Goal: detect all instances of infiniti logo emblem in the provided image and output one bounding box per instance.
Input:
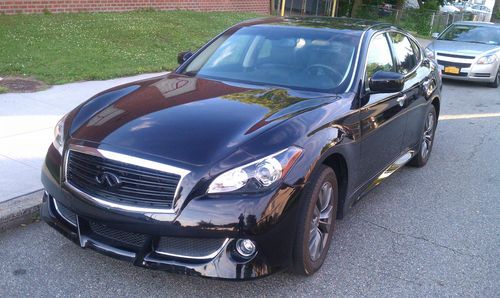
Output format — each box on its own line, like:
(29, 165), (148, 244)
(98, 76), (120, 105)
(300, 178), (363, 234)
(95, 171), (122, 189)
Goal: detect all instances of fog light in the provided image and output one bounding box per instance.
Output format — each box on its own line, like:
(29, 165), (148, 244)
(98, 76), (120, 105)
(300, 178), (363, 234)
(235, 239), (256, 257)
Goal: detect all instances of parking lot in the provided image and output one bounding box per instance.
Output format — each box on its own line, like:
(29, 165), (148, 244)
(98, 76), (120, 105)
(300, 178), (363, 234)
(0, 80), (499, 297)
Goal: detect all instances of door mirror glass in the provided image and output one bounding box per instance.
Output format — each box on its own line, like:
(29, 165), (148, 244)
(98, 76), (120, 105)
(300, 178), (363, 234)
(369, 71), (405, 93)
(431, 32), (439, 39)
(177, 51), (193, 64)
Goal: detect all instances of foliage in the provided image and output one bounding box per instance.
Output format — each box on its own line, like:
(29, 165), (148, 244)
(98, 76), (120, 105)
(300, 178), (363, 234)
(399, 9), (434, 36)
(0, 10), (260, 84)
(420, 0), (441, 11)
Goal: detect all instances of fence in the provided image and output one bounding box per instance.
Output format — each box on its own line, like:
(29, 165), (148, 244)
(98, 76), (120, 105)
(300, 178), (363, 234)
(356, 5), (492, 36)
(270, 2), (493, 37)
(429, 11), (492, 34)
(272, 0), (337, 16)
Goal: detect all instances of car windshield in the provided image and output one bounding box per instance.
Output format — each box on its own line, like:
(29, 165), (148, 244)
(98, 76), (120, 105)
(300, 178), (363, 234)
(438, 25), (500, 45)
(180, 25), (361, 92)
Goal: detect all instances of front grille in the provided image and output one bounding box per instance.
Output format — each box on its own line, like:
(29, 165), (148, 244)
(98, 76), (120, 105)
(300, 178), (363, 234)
(88, 221), (147, 248)
(156, 237), (227, 258)
(66, 150), (181, 209)
(437, 52), (475, 59)
(437, 60), (471, 69)
(54, 199), (77, 226)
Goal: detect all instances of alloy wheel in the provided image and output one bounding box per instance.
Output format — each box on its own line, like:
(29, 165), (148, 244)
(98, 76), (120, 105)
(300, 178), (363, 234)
(308, 181), (334, 261)
(421, 112), (435, 159)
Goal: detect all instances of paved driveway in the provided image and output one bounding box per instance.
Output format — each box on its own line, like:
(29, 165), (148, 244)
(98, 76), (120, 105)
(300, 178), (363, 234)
(0, 80), (499, 296)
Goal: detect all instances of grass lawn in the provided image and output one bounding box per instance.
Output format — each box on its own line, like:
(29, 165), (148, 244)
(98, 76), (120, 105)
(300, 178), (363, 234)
(0, 10), (261, 85)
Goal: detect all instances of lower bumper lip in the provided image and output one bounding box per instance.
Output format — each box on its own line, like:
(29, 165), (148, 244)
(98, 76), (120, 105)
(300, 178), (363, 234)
(42, 192), (275, 279)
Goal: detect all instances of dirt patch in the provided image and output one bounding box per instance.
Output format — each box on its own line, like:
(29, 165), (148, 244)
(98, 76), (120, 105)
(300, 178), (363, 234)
(0, 77), (49, 93)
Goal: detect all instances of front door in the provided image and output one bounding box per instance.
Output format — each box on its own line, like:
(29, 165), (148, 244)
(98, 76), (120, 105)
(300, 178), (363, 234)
(358, 33), (408, 185)
(387, 32), (433, 151)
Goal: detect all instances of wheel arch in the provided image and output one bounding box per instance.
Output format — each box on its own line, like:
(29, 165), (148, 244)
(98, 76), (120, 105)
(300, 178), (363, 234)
(322, 153), (348, 220)
(431, 96), (440, 119)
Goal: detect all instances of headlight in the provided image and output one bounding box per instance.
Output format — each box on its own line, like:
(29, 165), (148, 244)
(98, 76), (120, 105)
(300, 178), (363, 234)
(424, 48), (435, 59)
(477, 54), (498, 65)
(53, 115), (67, 154)
(207, 146), (303, 194)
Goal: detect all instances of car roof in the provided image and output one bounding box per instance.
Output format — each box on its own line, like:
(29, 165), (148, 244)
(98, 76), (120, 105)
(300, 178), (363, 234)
(452, 21), (500, 27)
(236, 17), (393, 34)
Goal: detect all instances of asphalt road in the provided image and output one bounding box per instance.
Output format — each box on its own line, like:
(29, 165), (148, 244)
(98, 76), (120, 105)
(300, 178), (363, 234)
(1, 80), (499, 297)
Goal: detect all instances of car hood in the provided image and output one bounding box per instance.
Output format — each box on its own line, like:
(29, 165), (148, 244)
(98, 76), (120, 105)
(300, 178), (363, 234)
(69, 74), (334, 167)
(429, 40), (499, 57)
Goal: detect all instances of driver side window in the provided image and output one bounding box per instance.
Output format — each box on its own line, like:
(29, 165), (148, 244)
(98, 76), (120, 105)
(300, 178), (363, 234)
(365, 34), (394, 82)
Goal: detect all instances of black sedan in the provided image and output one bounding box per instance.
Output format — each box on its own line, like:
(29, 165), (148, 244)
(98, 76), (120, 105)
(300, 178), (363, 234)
(41, 17), (442, 280)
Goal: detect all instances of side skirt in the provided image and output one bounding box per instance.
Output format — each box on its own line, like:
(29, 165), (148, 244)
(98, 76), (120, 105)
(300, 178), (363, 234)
(351, 149), (416, 206)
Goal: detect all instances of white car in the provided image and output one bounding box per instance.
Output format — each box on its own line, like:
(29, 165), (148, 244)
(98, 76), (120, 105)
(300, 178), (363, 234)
(440, 5), (460, 13)
(465, 4), (491, 14)
(426, 22), (500, 88)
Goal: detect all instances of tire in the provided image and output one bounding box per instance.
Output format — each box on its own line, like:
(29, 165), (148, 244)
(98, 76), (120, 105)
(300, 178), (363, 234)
(488, 68), (499, 88)
(292, 165), (338, 275)
(408, 104), (437, 167)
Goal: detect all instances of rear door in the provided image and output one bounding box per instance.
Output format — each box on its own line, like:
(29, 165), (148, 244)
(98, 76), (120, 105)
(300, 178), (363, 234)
(388, 32), (432, 151)
(358, 33), (408, 185)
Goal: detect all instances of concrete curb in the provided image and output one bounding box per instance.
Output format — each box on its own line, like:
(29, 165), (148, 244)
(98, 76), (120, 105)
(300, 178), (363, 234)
(0, 190), (43, 232)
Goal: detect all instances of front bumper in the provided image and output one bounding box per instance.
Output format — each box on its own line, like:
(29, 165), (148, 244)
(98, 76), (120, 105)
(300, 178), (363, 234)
(41, 145), (303, 280)
(437, 60), (499, 83)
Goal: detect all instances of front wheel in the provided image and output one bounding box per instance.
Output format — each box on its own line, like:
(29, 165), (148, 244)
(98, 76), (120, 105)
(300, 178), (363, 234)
(408, 104), (437, 167)
(292, 165), (338, 275)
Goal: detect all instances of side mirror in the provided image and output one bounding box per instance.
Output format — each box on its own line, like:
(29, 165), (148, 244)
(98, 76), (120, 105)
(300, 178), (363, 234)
(177, 51), (193, 65)
(369, 71), (405, 93)
(431, 32), (439, 39)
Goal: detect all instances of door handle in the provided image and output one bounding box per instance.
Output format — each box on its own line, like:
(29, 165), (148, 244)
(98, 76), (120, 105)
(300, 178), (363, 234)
(396, 94), (407, 107)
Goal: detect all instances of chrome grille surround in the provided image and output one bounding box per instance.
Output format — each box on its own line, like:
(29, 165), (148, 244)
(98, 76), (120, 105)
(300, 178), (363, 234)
(436, 52), (475, 60)
(63, 144), (190, 214)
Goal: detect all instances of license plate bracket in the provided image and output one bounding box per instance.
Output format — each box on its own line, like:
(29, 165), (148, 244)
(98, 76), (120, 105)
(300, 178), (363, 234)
(444, 66), (460, 74)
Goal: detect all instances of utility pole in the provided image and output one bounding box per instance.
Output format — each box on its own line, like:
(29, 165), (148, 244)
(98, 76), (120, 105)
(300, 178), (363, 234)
(281, 0), (287, 16)
(331, 0), (338, 16)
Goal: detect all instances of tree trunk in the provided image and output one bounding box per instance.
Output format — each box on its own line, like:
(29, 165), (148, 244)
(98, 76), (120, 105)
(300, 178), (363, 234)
(493, 0), (499, 22)
(351, 0), (363, 17)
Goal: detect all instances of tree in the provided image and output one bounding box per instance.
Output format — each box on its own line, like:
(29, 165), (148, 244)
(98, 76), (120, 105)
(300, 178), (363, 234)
(351, 0), (363, 17)
(417, 0), (446, 10)
(493, 0), (499, 22)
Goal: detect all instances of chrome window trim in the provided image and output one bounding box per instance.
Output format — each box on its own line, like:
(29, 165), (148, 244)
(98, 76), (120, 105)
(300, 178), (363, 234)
(63, 144), (190, 214)
(154, 238), (230, 260)
(53, 198), (77, 227)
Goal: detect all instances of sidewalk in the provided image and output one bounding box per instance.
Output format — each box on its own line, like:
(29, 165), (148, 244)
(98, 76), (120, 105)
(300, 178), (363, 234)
(0, 72), (166, 203)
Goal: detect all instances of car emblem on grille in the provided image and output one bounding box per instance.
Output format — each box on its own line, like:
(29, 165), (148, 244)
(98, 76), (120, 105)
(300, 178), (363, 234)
(95, 171), (122, 189)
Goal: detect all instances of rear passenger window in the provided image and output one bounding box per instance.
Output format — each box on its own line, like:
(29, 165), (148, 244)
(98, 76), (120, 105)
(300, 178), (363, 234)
(365, 34), (394, 81)
(389, 32), (418, 75)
